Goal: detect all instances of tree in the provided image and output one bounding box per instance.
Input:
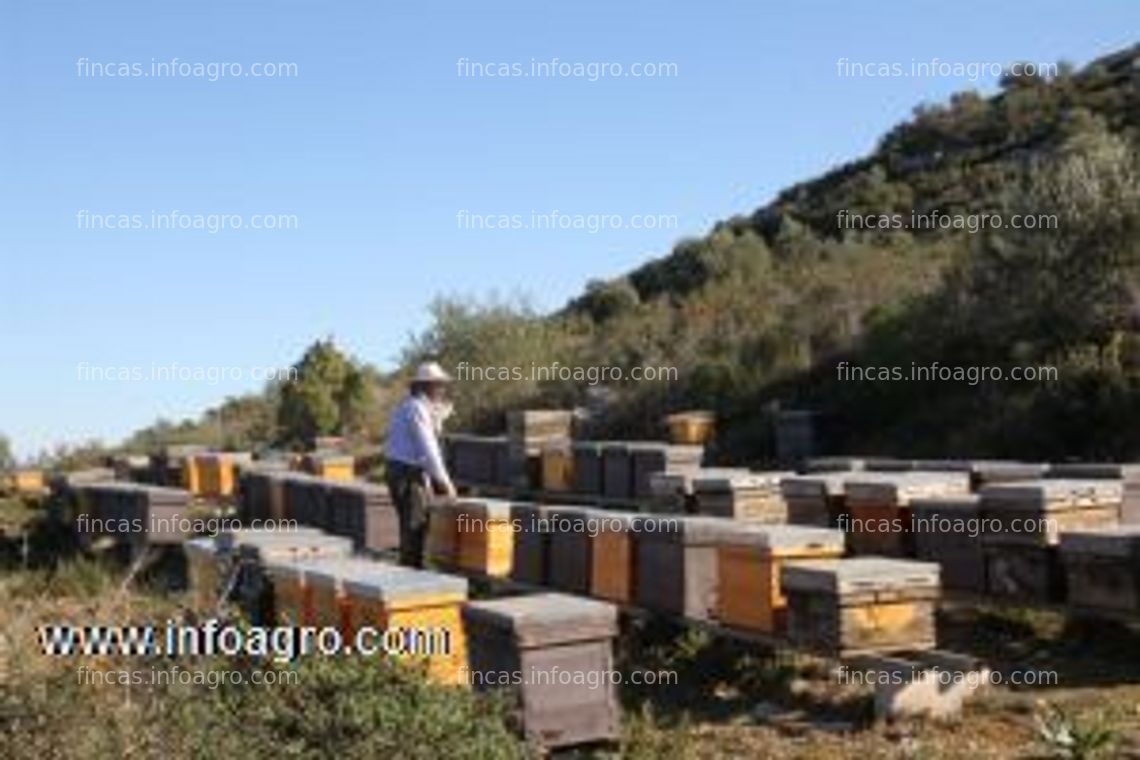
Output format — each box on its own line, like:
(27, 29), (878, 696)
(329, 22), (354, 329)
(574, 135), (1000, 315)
(0, 433), (14, 471)
(277, 339), (371, 448)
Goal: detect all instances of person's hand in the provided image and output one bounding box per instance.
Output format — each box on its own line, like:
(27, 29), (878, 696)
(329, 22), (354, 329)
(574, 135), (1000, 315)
(441, 480), (458, 501)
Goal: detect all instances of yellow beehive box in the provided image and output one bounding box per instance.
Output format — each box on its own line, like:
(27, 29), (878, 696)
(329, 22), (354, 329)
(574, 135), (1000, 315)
(426, 501), (462, 569)
(346, 568), (469, 686)
(540, 441), (574, 492)
(182, 456), (204, 495)
(713, 524), (846, 635)
(455, 498), (515, 577)
(305, 453), (355, 482)
(665, 411), (715, 445)
(590, 513), (641, 604)
(304, 558), (397, 635)
(13, 468), (46, 496)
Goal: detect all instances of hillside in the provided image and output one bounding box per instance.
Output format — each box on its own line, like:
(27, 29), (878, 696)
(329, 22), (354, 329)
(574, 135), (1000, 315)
(45, 44), (1140, 467)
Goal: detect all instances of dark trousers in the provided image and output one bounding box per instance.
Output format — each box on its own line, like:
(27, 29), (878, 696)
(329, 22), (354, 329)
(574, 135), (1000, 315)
(386, 460), (430, 568)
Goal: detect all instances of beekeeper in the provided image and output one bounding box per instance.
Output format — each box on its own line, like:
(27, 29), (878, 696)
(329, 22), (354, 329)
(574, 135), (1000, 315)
(385, 361), (457, 567)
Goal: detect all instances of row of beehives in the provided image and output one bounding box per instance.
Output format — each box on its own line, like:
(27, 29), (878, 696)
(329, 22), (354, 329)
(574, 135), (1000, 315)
(55, 481), (194, 548)
(445, 433), (705, 500)
(425, 498), (940, 657)
(184, 527), (623, 751)
(238, 468), (399, 554)
(776, 468), (1140, 613)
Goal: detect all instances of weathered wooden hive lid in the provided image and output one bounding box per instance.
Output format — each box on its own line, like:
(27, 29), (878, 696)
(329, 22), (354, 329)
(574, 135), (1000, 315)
(801, 456), (867, 473)
(456, 497), (514, 520)
(634, 515), (732, 545)
(780, 472), (853, 498)
(968, 461), (1049, 477)
(343, 567), (468, 602)
(1059, 525), (1140, 557)
(462, 592), (617, 646)
(1047, 463), (1140, 480)
(216, 525), (323, 552)
(306, 557), (411, 589)
(782, 557), (941, 595)
(909, 494), (982, 514)
(692, 469), (789, 493)
(702, 522), (845, 551)
(864, 458), (918, 472)
(980, 479), (1123, 510)
(845, 472), (971, 504)
(183, 536), (218, 557)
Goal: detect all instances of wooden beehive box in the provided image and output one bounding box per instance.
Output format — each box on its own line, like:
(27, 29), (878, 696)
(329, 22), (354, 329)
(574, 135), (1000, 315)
(692, 470), (790, 523)
(1059, 526), (1140, 614)
(783, 557), (941, 657)
(327, 482), (399, 552)
(284, 473), (331, 530)
(780, 473), (851, 527)
(589, 512), (641, 604)
(601, 443), (633, 500)
(646, 471), (694, 514)
(236, 533), (354, 624)
(844, 473), (971, 557)
(711, 523), (845, 634)
(13, 468), (46, 496)
(801, 457), (866, 473)
(962, 461), (1048, 490)
(546, 506), (601, 595)
(462, 593), (620, 749)
(346, 566), (469, 685)
(304, 453), (356, 482)
(864, 458), (918, 472)
(540, 439), (574, 492)
(909, 495), (986, 593)
(426, 500), (463, 570)
(455, 498), (515, 577)
(510, 502), (552, 586)
(447, 434), (508, 487)
(980, 479), (1122, 546)
(629, 443), (704, 500)
(264, 553), (368, 627)
(507, 410), (574, 491)
(982, 542), (1065, 603)
(572, 441), (606, 495)
(634, 515), (720, 619)
(664, 411), (715, 445)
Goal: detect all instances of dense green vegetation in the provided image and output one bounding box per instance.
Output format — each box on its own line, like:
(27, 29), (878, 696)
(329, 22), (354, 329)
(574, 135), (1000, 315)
(18, 45), (1140, 467)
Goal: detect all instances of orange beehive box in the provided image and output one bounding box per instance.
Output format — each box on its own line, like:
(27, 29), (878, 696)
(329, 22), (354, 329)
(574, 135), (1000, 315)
(711, 524), (846, 634)
(589, 512), (641, 604)
(232, 531), (353, 624)
(182, 457), (204, 495)
(304, 558), (400, 635)
(346, 568), (469, 686)
(541, 441), (574, 492)
(844, 472), (970, 556)
(665, 411), (715, 445)
(455, 498), (514, 577)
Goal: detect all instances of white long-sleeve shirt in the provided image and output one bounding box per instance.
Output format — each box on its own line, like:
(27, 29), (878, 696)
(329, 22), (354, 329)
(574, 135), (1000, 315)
(385, 394), (453, 490)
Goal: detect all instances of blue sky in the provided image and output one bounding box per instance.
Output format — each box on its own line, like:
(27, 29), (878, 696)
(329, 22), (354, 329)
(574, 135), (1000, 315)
(1, 1), (1136, 459)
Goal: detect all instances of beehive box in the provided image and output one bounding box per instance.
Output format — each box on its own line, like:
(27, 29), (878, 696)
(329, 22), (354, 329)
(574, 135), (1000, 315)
(780, 473), (851, 528)
(510, 502), (552, 586)
(304, 453), (355, 482)
(1059, 527), (1140, 613)
(646, 470), (694, 514)
(305, 558), (393, 635)
(910, 496), (986, 593)
(635, 515), (720, 619)
(77, 483), (193, 547)
(692, 470), (789, 523)
(327, 482), (399, 552)
(589, 512), (642, 604)
(546, 506), (600, 595)
(447, 434), (509, 487)
(572, 441), (606, 495)
(664, 411), (715, 445)
(426, 500), (463, 570)
(629, 443), (704, 500)
(980, 479), (1122, 546)
(229, 531), (353, 621)
(12, 468), (46, 496)
(181, 456), (204, 496)
(844, 473), (971, 557)
(711, 524), (845, 634)
(196, 453), (243, 499)
(462, 593), (620, 749)
(507, 411), (574, 491)
(540, 440), (574, 492)
(864, 458), (918, 472)
(284, 473), (332, 530)
(1125, 475), (1140, 525)
(264, 553), (370, 627)
(983, 541), (1065, 603)
(347, 567), (469, 685)
(601, 443), (633, 500)
(1046, 463), (1140, 480)
(455, 498), (515, 577)
(783, 558), (941, 656)
(966, 461), (1049, 490)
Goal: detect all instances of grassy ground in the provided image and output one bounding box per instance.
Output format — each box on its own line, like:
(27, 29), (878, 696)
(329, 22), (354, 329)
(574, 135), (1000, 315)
(2, 496), (1139, 759)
